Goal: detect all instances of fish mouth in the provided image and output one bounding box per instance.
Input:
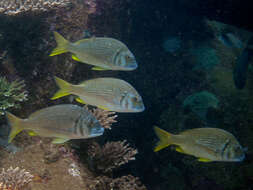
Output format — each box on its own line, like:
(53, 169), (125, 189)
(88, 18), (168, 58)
(90, 126), (104, 137)
(133, 104), (145, 112)
(233, 154), (245, 162)
(126, 62), (138, 70)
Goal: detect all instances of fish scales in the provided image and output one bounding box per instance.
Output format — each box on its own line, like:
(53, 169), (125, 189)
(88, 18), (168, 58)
(154, 126), (245, 162)
(52, 77), (145, 112)
(6, 104), (104, 143)
(75, 40), (117, 63)
(50, 32), (138, 71)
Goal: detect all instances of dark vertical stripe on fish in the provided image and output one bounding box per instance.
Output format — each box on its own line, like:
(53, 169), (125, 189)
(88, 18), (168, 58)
(221, 139), (231, 159)
(73, 115), (80, 135)
(113, 48), (123, 66)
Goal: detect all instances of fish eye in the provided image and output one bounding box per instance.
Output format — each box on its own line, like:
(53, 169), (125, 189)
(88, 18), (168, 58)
(125, 55), (131, 59)
(131, 97), (138, 102)
(234, 146), (242, 153)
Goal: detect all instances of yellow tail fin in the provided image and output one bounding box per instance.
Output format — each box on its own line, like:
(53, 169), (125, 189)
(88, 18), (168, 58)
(51, 76), (72, 100)
(5, 112), (24, 143)
(153, 126), (173, 152)
(49, 32), (70, 56)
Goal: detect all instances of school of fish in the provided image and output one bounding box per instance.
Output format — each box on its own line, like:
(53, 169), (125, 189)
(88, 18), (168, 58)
(5, 31), (246, 164)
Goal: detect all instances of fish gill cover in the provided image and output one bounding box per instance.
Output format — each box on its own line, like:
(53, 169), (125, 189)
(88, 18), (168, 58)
(0, 0), (253, 190)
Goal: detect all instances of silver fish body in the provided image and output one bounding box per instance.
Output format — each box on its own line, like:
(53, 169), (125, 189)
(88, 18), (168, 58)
(154, 127), (245, 162)
(6, 104), (104, 143)
(52, 77), (145, 113)
(50, 32), (138, 71)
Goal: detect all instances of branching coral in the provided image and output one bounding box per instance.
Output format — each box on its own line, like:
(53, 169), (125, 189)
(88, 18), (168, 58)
(87, 106), (117, 129)
(0, 166), (33, 190)
(0, 77), (28, 115)
(0, 0), (70, 15)
(87, 140), (138, 173)
(89, 175), (147, 190)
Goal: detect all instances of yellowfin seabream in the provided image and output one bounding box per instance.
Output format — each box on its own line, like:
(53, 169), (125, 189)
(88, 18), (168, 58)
(51, 76), (145, 113)
(154, 126), (245, 162)
(6, 104), (104, 144)
(49, 32), (138, 71)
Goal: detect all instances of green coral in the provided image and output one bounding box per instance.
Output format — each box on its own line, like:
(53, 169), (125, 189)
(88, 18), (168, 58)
(0, 77), (28, 115)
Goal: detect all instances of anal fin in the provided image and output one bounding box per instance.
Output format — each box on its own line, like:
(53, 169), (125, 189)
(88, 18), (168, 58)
(52, 138), (69, 144)
(92, 66), (108, 71)
(28, 131), (37, 136)
(72, 54), (81, 62)
(97, 105), (110, 111)
(75, 97), (86, 104)
(198, 157), (212, 162)
(175, 146), (185, 153)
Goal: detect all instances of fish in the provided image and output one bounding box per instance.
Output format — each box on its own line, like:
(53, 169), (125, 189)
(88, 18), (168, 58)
(218, 33), (243, 49)
(233, 36), (253, 89)
(5, 104), (104, 144)
(49, 31), (138, 71)
(154, 126), (245, 162)
(51, 76), (145, 113)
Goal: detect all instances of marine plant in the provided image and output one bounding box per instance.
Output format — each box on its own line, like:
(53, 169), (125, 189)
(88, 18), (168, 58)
(0, 166), (33, 190)
(87, 140), (138, 173)
(0, 77), (28, 115)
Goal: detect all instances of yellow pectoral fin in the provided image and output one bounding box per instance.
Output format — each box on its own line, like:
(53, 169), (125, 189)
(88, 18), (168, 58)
(198, 158), (213, 162)
(91, 66), (109, 71)
(72, 54), (81, 62)
(175, 146), (185, 153)
(52, 138), (69, 144)
(75, 97), (86, 104)
(28, 131), (37, 136)
(97, 105), (111, 111)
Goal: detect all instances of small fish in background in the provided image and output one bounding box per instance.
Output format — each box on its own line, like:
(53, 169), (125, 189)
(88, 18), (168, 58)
(5, 104), (104, 144)
(153, 126), (245, 162)
(217, 33), (243, 49)
(51, 76), (145, 113)
(49, 31), (138, 71)
(233, 36), (253, 89)
(162, 36), (181, 53)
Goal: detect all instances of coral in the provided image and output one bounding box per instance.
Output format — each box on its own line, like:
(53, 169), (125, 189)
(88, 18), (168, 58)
(0, 166), (33, 190)
(183, 91), (219, 120)
(0, 0), (70, 15)
(89, 175), (147, 190)
(87, 140), (138, 173)
(0, 77), (28, 115)
(87, 106), (117, 129)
